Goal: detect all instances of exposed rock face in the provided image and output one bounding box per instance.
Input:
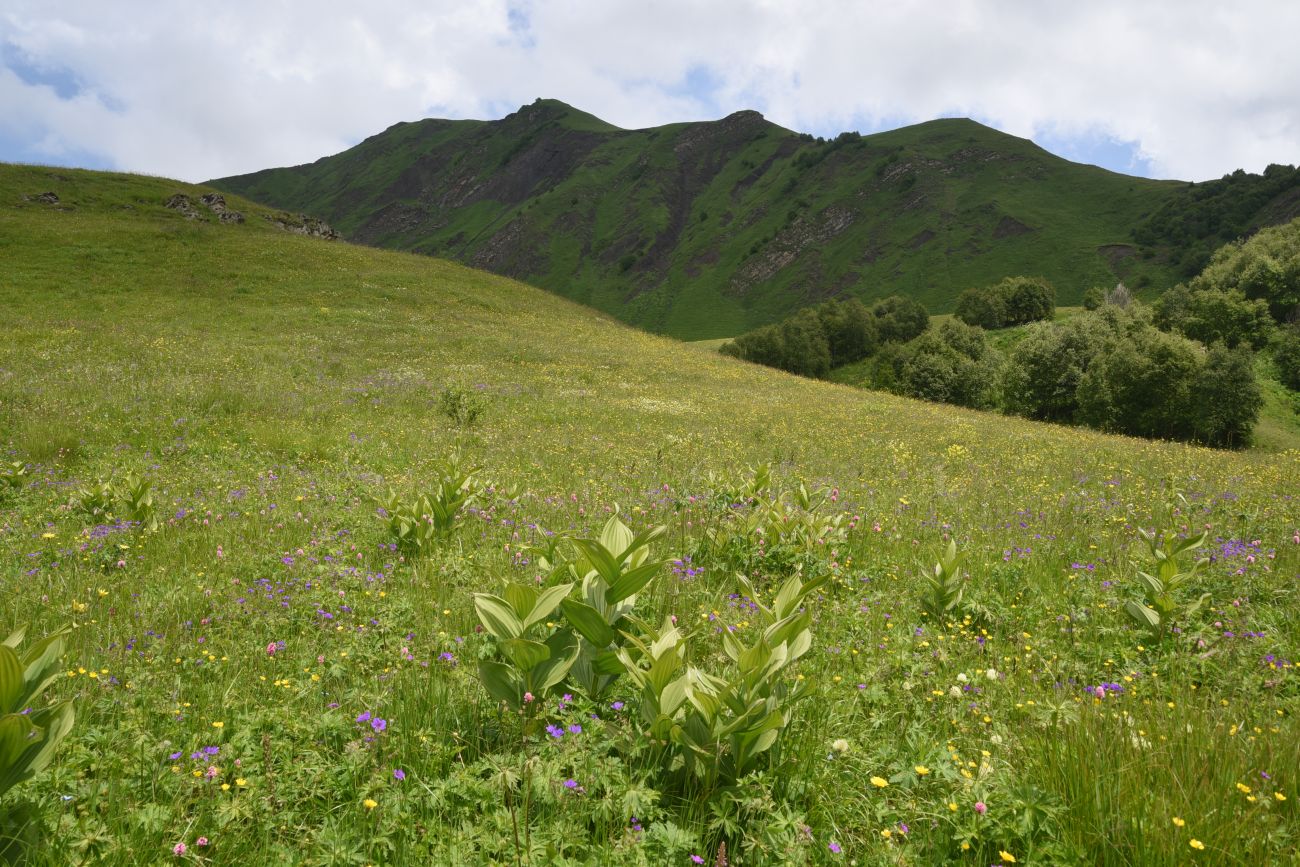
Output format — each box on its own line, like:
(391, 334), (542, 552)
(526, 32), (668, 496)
(29, 191), (59, 204)
(199, 193), (245, 224)
(164, 193), (202, 219)
(263, 212), (339, 240)
(165, 192), (245, 223)
(165, 192), (334, 238)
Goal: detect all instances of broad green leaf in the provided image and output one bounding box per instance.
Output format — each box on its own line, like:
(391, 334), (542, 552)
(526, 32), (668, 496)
(531, 632), (579, 692)
(592, 649), (625, 677)
(0, 713), (36, 770)
(598, 513), (634, 558)
(785, 628), (812, 663)
(0, 647), (23, 714)
(473, 594), (523, 641)
(500, 638), (550, 672)
(521, 583), (573, 632)
(2, 627), (25, 649)
(772, 575), (802, 620)
(570, 539), (621, 585)
(21, 701), (72, 779)
(503, 584), (537, 620)
(721, 630), (744, 664)
(560, 599), (615, 647)
(646, 648), (682, 695)
(478, 661), (521, 708)
(620, 524), (666, 562)
(606, 560), (664, 604)
(1134, 572), (1163, 598)
(1125, 600), (1161, 631)
(660, 677), (690, 716)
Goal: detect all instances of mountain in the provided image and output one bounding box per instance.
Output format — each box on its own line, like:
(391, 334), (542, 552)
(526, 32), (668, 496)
(212, 99), (1300, 340)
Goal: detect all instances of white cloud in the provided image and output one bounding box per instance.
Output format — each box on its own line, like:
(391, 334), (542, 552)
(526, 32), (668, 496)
(2, 0), (1297, 181)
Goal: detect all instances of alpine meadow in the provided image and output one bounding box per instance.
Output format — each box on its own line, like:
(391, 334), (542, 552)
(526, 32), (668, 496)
(2, 156), (1298, 866)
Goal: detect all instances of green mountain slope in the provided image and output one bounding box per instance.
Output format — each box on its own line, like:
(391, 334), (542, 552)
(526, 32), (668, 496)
(213, 100), (1206, 340)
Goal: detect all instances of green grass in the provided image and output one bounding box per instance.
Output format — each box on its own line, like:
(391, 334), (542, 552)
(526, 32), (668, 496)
(2, 163), (1298, 865)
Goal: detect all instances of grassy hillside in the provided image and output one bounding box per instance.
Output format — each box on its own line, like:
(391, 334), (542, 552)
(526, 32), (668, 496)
(213, 100), (1198, 340)
(2, 164), (1298, 865)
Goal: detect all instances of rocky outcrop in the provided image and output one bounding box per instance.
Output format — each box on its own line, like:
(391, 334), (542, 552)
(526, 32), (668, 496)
(263, 212), (339, 240)
(199, 193), (245, 224)
(165, 192), (244, 223)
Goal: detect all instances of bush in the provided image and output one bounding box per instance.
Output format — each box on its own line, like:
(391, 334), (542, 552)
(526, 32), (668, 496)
(1190, 215), (1300, 322)
(1155, 285), (1274, 349)
(1195, 342), (1262, 447)
(888, 321), (1002, 409)
(816, 297), (879, 366)
(954, 276), (1054, 329)
(438, 384), (488, 428)
(954, 286), (1006, 329)
(872, 294), (930, 344)
(720, 296), (887, 377)
(1276, 323), (1300, 390)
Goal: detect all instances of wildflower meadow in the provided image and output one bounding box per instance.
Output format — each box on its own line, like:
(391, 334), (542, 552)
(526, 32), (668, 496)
(1, 165), (1297, 864)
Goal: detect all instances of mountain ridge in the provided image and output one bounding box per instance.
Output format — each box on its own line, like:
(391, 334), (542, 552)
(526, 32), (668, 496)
(213, 99), (1300, 339)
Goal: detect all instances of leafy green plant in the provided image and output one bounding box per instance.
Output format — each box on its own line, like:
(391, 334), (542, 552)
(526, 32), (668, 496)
(438, 384), (487, 428)
(70, 472), (157, 530)
(473, 582), (579, 712)
(919, 539), (969, 624)
(561, 512), (667, 697)
(377, 454), (480, 555)
(1123, 527), (1210, 640)
(0, 626), (76, 801)
(0, 461), (26, 494)
(619, 571), (827, 791)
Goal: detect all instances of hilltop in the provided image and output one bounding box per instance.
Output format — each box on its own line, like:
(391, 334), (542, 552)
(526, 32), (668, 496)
(213, 99), (1300, 339)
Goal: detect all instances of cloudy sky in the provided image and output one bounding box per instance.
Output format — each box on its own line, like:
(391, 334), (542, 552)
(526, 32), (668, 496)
(2, 1), (1297, 183)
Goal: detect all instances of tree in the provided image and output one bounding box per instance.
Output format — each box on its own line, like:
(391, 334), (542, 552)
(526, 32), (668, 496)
(1190, 216), (1300, 322)
(777, 308), (832, 378)
(891, 321), (1002, 409)
(1156, 285), (1274, 349)
(1275, 323), (1300, 391)
(954, 276), (1054, 329)
(1195, 343), (1262, 447)
(1003, 315), (1114, 422)
(872, 295), (930, 344)
(954, 286), (1006, 329)
(1077, 326), (1202, 441)
(817, 297), (878, 366)
(1082, 286), (1106, 310)
(1001, 276), (1055, 325)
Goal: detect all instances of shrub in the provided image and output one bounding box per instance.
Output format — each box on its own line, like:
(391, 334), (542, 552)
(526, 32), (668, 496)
(954, 276), (1054, 329)
(438, 384), (488, 428)
(871, 294), (930, 344)
(1275, 323), (1300, 390)
(1155, 285), (1274, 349)
(890, 321), (1003, 409)
(1189, 215), (1300, 321)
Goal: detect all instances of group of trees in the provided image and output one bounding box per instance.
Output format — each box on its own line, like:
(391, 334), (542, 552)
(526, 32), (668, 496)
(954, 275), (1056, 329)
(719, 295), (928, 378)
(1002, 306), (1260, 447)
(1131, 162), (1300, 277)
(1156, 215), (1300, 388)
(718, 217), (1300, 448)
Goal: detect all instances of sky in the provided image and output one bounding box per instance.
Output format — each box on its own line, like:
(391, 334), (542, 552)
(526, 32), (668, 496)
(2, 1), (1297, 184)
